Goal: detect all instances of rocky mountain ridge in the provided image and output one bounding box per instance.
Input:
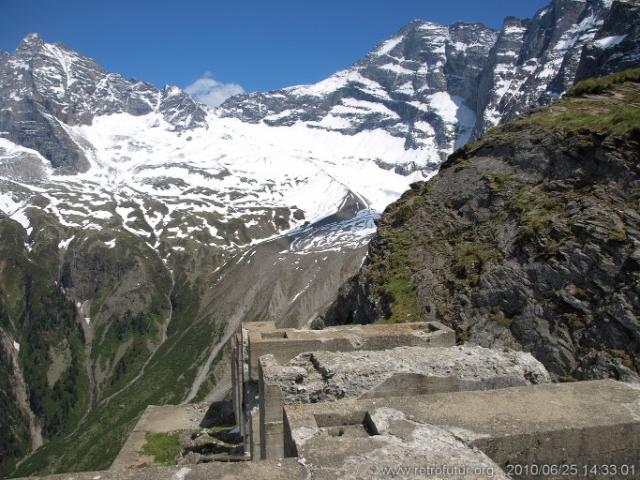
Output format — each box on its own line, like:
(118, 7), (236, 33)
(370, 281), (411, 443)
(321, 69), (640, 383)
(219, 21), (496, 167)
(221, 0), (640, 167)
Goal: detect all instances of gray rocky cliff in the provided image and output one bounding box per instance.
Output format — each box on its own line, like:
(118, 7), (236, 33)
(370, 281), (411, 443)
(474, 0), (633, 135)
(574, 0), (640, 81)
(320, 71), (640, 382)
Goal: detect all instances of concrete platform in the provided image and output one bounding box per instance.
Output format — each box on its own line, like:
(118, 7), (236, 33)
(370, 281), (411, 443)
(244, 321), (455, 381)
(17, 382), (640, 479)
(16, 460), (308, 480)
(258, 344), (550, 460)
(283, 380), (640, 479)
(231, 320), (456, 459)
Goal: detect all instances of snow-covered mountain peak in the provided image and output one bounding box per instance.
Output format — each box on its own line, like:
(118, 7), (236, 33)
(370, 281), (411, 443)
(0, 34), (208, 173)
(219, 20), (498, 170)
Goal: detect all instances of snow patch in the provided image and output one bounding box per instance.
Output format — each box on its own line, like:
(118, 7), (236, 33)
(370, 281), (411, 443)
(290, 209), (379, 253)
(0, 191), (21, 215)
(503, 25), (526, 35)
(11, 208), (31, 231)
(58, 237), (73, 250)
(594, 35), (627, 49)
(285, 69), (391, 100)
(427, 92), (459, 123)
(377, 63), (414, 75)
(376, 36), (404, 56)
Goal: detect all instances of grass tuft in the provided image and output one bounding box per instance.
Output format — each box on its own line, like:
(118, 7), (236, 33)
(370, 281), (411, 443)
(566, 68), (640, 97)
(142, 432), (181, 466)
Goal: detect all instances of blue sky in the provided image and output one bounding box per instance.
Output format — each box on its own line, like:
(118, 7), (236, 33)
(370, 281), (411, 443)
(2, 0), (549, 102)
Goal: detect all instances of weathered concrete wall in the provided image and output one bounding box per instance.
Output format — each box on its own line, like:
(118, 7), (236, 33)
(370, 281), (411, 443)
(17, 460), (308, 480)
(231, 323), (268, 459)
(261, 345), (549, 409)
(23, 379), (640, 480)
(20, 329), (640, 480)
(258, 344), (549, 460)
(246, 321), (455, 381)
(283, 380), (640, 479)
(232, 321), (456, 459)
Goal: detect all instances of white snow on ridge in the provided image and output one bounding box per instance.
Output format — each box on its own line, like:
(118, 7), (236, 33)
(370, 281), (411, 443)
(376, 36), (404, 56)
(285, 69), (391, 100)
(424, 92), (476, 148)
(0, 137), (52, 172)
(313, 114), (354, 130)
(264, 109), (294, 121)
(413, 121), (435, 135)
(0, 191), (21, 215)
(290, 209), (379, 253)
(10, 208), (31, 231)
(42, 43), (78, 88)
(377, 63), (415, 75)
(594, 35), (627, 49)
(58, 237), (73, 250)
(427, 92), (461, 123)
(285, 69), (352, 97)
(331, 98), (400, 119)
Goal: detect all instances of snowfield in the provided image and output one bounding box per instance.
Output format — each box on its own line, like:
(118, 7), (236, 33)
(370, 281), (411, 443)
(2, 0), (635, 257)
(1, 108), (435, 255)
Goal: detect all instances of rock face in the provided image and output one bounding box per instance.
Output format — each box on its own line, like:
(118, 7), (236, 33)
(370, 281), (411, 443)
(575, 0), (640, 81)
(474, 0), (612, 133)
(321, 70), (640, 382)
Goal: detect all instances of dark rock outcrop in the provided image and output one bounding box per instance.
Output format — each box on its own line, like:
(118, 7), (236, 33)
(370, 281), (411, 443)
(575, 0), (640, 81)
